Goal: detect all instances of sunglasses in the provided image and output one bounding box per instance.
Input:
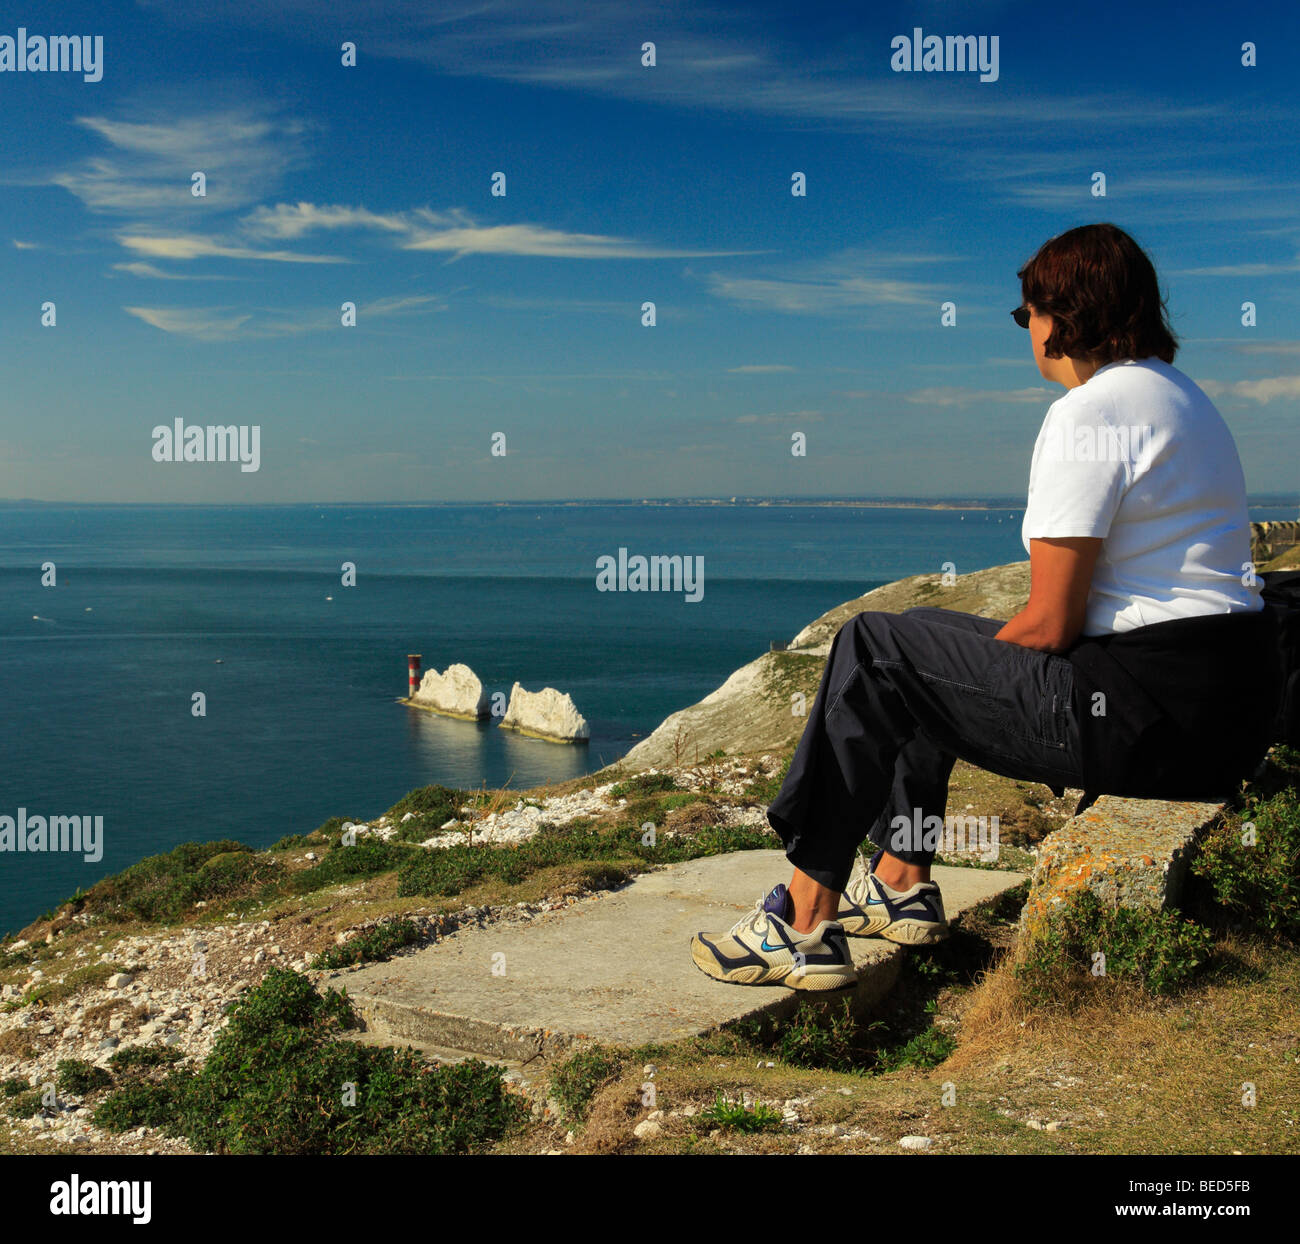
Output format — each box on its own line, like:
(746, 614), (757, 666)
(1011, 304), (1033, 329)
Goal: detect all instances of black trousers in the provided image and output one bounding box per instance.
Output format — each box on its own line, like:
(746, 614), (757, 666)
(766, 607), (1085, 893)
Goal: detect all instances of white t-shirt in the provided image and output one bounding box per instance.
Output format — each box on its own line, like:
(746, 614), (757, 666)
(1020, 357), (1262, 636)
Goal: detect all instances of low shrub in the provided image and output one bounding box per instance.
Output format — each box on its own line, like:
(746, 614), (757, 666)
(1193, 789), (1300, 939)
(55, 1059), (112, 1096)
(549, 1044), (624, 1124)
(384, 785), (463, 825)
(285, 839), (409, 895)
(309, 918), (426, 970)
(78, 841), (279, 923)
(1016, 890), (1214, 1000)
(697, 1092), (783, 1132)
(93, 968), (528, 1155)
(609, 773), (679, 800)
(5, 1089), (45, 1118)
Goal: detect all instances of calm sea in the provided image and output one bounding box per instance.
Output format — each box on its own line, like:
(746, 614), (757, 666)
(0, 501), (1293, 933)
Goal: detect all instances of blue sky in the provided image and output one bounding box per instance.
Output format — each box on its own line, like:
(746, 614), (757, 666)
(1, 0), (1298, 503)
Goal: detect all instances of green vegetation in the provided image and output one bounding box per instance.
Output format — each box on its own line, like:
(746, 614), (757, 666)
(73, 841), (281, 923)
(92, 968), (528, 1154)
(92, 1080), (182, 1132)
(381, 784), (465, 843)
(1194, 785), (1300, 939)
(732, 999), (866, 1073)
(55, 1059), (112, 1096)
(873, 1025), (958, 1073)
(609, 773), (679, 800)
(396, 816), (773, 899)
(746, 752), (794, 806)
(309, 917), (426, 970)
(284, 839), (410, 895)
(697, 1092), (783, 1132)
(659, 791), (704, 812)
(549, 1043), (625, 1124)
(108, 1045), (184, 1074)
(0, 942), (36, 972)
(1016, 890), (1214, 1001)
(4, 1090), (45, 1119)
(7, 962), (126, 1010)
(718, 985), (958, 1078)
(23, 769), (788, 938)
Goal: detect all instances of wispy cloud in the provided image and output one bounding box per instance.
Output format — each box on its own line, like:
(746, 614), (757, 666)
(728, 364), (796, 373)
(903, 385), (1055, 406)
(305, 1), (1222, 134)
(242, 202), (411, 240)
(123, 306), (253, 342)
(124, 293), (443, 341)
(1172, 253), (1300, 277)
(735, 409), (825, 424)
(50, 107), (309, 215)
(1197, 375), (1300, 403)
(111, 261), (238, 280)
(242, 200), (755, 261)
(703, 245), (952, 314)
(116, 232), (346, 264)
(403, 207), (747, 259)
(707, 268), (938, 313)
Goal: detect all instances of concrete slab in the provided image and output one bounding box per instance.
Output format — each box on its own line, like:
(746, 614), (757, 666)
(316, 850), (1026, 1063)
(1022, 794), (1226, 931)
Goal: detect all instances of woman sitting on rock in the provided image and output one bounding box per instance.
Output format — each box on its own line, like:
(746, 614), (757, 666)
(692, 221), (1280, 990)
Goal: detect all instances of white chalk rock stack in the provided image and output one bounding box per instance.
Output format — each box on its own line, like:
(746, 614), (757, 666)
(411, 663), (490, 720)
(499, 683), (590, 742)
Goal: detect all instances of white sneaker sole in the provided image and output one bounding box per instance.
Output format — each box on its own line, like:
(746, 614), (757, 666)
(690, 939), (857, 990)
(839, 910), (950, 944)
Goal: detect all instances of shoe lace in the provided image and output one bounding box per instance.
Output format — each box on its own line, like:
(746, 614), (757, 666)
(726, 892), (772, 938)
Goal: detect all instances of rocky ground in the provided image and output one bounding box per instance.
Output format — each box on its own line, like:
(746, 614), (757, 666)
(0, 754), (802, 1154)
(361, 760), (776, 849)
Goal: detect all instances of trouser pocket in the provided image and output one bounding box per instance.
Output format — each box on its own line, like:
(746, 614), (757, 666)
(990, 647), (1077, 752)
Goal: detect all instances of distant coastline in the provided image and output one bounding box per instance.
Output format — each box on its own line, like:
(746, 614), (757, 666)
(3, 495), (1297, 511)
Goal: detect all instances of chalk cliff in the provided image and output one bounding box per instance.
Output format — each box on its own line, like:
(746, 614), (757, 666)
(410, 663), (490, 720)
(500, 683), (590, 743)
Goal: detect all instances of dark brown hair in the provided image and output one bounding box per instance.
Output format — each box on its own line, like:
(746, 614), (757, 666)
(1018, 223), (1178, 364)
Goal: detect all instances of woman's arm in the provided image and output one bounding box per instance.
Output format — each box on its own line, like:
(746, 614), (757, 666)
(996, 536), (1103, 652)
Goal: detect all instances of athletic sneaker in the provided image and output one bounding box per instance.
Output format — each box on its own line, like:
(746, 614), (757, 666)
(691, 883), (857, 991)
(838, 848), (949, 944)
